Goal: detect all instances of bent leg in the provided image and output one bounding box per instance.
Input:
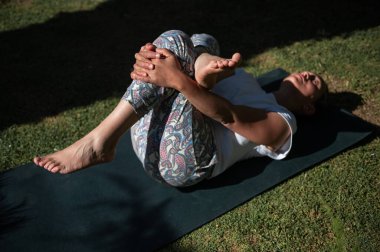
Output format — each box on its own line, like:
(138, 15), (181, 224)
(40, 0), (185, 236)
(126, 30), (216, 187)
(194, 52), (241, 90)
(157, 93), (217, 186)
(34, 99), (139, 174)
(191, 33), (241, 89)
(191, 33), (221, 56)
(124, 30), (196, 117)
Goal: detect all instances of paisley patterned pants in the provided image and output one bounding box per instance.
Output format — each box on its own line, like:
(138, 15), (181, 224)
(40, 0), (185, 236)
(123, 30), (220, 187)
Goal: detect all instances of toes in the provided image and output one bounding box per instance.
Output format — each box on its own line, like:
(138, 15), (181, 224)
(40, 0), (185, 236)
(33, 154), (67, 174)
(59, 167), (69, 174)
(33, 156), (41, 165)
(38, 157), (50, 167)
(49, 162), (63, 173)
(50, 165), (62, 173)
(45, 160), (56, 170)
(231, 53), (242, 63)
(228, 60), (237, 67)
(222, 59), (230, 67)
(209, 60), (218, 69)
(216, 60), (227, 68)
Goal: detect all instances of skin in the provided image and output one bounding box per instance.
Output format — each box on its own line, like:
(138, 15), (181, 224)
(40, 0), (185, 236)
(274, 71), (327, 115)
(34, 100), (139, 174)
(132, 45), (327, 149)
(33, 44), (241, 174)
(132, 43), (242, 89)
(34, 42), (326, 175)
(132, 47), (291, 149)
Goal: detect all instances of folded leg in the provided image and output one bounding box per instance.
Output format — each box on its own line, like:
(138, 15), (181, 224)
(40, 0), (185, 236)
(124, 30), (217, 187)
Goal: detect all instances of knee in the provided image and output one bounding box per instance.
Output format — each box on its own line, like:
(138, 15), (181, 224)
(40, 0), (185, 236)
(158, 30), (190, 42)
(153, 30), (196, 74)
(153, 29), (193, 52)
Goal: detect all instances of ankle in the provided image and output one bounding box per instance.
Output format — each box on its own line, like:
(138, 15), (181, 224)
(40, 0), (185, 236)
(194, 46), (210, 57)
(194, 53), (211, 74)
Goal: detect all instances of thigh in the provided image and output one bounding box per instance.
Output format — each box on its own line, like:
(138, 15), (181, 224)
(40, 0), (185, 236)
(124, 30), (196, 116)
(158, 93), (217, 187)
(130, 30), (217, 187)
(153, 30), (196, 77)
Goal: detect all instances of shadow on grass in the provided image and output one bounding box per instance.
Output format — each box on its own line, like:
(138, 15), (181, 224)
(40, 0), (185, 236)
(0, 91), (376, 251)
(0, 0), (378, 130)
(328, 92), (364, 113)
(0, 162), (190, 251)
(179, 87), (376, 192)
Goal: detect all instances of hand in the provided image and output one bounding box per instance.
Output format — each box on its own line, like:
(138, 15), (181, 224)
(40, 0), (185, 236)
(131, 48), (184, 89)
(141, 43), (156, 52)
(130, 43), (159, 77)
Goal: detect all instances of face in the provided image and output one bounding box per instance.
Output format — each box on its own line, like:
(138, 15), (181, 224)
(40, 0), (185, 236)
(283, 71), (326, 103)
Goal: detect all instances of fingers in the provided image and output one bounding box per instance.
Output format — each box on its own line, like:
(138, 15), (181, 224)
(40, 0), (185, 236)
(130, 62), (150, 80)
(130, 71), (151, 83)
(155, 48), (174, 57)
(133, 62), (148, 71)
(135, 59), (154, 70)
(140, 43), (156, 52)
(133, 63), (149, 76)
(134, 52), (159, 71)
(145, 43), (156, 51)
(135, 51), (162, 61)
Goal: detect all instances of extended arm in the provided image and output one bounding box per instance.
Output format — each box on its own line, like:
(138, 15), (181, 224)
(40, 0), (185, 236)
(131, 48), (290, 149)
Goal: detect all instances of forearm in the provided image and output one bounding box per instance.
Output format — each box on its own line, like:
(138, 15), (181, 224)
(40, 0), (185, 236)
(173, 72), (290, 148)
(131, 47), (290, 148)
(173, 72), (235, 124)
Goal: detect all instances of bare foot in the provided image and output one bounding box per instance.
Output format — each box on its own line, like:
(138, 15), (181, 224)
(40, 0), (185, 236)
(33, 134), (115, 174)
(33, 99), (139, 174)
(194, 52), (241, 89)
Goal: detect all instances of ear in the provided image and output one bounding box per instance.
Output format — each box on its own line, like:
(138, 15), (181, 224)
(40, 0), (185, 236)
(302, 103), (316, 115)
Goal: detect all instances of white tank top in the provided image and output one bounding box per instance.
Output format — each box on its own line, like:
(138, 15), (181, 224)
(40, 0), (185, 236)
(210, 68), (297, 177)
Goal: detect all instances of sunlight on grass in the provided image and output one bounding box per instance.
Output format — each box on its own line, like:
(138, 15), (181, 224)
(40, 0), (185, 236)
(245, 26), (380, 126)
(163, 27), (380, 252)
(0, 98), (118, 170)
(0, 0), (106, 31)
(0, 1), (379, 250)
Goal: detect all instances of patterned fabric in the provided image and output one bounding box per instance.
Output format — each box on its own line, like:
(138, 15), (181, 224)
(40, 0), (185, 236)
(190, 33), (220, 56)
(123, 30), (217, 187)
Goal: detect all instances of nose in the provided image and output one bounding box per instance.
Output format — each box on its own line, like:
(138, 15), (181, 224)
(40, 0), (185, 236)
(303, 72), (315, 81)
(301, 72), (310, 80)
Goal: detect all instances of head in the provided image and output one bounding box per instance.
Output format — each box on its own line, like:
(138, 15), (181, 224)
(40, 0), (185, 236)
(281, 71), (328, 115)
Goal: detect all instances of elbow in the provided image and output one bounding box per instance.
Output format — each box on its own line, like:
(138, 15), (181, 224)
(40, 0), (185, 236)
(211, 104), (235, 125)
(220, 113), (234, 125)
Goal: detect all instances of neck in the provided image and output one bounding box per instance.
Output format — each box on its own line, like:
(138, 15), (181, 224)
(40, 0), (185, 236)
(273, 87), (300, 113)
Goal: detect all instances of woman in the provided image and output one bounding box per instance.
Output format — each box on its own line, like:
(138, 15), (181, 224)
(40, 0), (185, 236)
(34, 30), (327, 187)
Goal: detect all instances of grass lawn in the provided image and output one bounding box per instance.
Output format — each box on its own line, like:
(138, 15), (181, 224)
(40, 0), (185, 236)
(1, 0), (379, 251)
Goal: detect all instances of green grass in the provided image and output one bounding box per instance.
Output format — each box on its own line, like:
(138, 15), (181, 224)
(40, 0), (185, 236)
(1, 1), (379, 251)
(0, 0), (106, 31)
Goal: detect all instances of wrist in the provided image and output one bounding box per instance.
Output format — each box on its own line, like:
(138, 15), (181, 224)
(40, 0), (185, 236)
(172, 71), (197, 92)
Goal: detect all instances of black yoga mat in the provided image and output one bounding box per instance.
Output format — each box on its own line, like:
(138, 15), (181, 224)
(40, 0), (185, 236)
(0, 69), (374, 252)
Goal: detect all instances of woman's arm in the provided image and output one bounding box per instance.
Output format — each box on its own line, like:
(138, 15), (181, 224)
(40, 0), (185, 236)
(131, 48), (290, 149)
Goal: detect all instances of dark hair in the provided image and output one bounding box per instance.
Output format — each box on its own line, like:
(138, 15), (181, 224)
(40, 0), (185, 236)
(315, 78), (329, 111)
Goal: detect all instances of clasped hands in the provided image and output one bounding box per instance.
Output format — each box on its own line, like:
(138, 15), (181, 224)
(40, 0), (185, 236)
(130, 43), (186, 89)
